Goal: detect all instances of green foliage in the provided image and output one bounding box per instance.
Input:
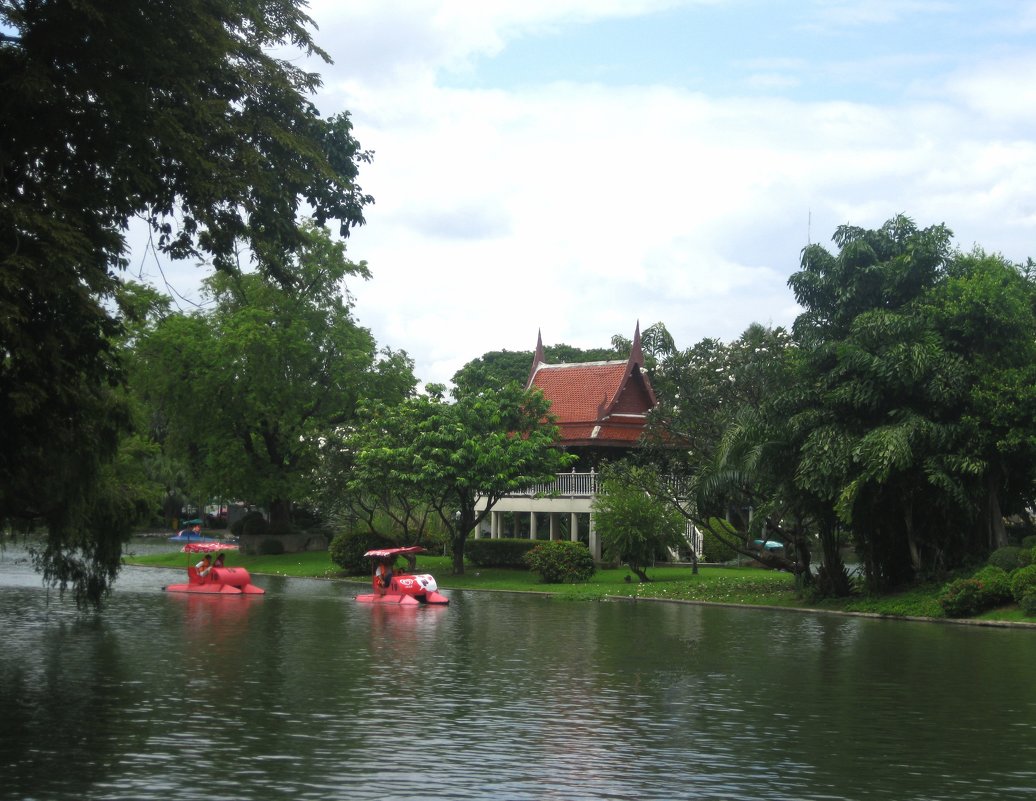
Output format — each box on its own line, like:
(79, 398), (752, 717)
(451, 343), (622, 396)
(266, 520), (296, 539)
(701, 518), (740, 562)
(242, 514), (270, 539)
(1, 0), (375, 607)
(970, 565), (1013, 607)
(593, 465), (685, 581)
(988, 546), (1031, 572)
(231, 511), (264, 539)
(344, 383), (574, 574)
(466, 538), (539, 568)
(328, 531), (395, 574)
(137, 224), (415, 525)
(523, 541), (596, 584)
(256, 538), (285, 556)
(938, 565), (1016, 619)
(1010, 564), (1036, 603)
(938, 578), (985, 618)
(1020, 589), (1036, 617)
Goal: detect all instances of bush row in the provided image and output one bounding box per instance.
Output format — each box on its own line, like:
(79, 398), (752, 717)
(465, 538), (540, 568)
(938, 545), (1036, 618)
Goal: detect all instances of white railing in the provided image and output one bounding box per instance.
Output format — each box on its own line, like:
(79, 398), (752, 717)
(521, 470), (599, 498)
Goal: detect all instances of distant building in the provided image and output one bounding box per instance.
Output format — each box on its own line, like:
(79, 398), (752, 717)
(526, 322), (658, 468)
(473, 323), (681, 560)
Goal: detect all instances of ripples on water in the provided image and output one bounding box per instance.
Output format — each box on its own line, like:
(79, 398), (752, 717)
(1, 559), (1035, 801)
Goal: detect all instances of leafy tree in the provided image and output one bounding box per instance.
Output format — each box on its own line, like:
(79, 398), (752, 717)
(1, 0), (373, 605)
(593, 464), (685, 582)
(451, 343), (622, 396)
(138, 223), (415, 526)
(781, 216), (1036, 590)
(641, 324), (809, 578)
(921, 250), (1036, 551)
(610, 321), (676, 369)
(784, 216), (965, 589)
(345, 384), (575, 574)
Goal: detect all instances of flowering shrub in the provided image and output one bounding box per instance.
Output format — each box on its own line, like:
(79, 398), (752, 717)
(938, 578), (985, 618)
(523, 541), (595, 584)
(971, 565), (1013, 606)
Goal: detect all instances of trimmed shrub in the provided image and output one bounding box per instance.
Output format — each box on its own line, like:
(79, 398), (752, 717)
(230, 511), (269, 539)
(938, 578), (985, 618)
(971, 565), (1013, 607)
(1021, 589), (1036, 617)
(256, 537), (285, 556)
(987, 546), (1030, 572)
(267, 520), (296, 538)
(1010, 564), (1036, 603)
(466, 538), (539, 568)
(523, 541), (596, 584)
(329, 531), (395, 574)
(1021, 535), (1036, 550)
(702, 518), (739, 562)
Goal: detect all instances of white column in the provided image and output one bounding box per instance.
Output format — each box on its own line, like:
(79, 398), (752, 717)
(570, 512), (579, 542)
(549, 513), (559, 540)
(512, 514), (520, 538)
(529, 512), (537, 539)
(589, 513), (601, 562)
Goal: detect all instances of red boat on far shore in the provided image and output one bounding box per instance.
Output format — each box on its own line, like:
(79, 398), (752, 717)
(356, 546), (449, 606)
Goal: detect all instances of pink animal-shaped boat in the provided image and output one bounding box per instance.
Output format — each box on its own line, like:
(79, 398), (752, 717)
(355, 546), (449, 605)
(163, 542), (264, 595)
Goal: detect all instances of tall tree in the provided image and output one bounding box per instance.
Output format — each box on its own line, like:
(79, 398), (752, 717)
(138, 223), (414, 527)
(1, 0), (373, 604)
(642, 324), (804, 573)
(921, 250), (1036, 551)
(346, 384), (575, 574)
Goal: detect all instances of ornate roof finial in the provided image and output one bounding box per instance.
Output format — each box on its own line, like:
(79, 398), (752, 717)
(526, 329), (546, 389)
(629, 321), (643, 367)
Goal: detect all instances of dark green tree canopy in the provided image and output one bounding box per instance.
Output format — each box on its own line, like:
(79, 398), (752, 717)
(1, 0), (374, 605)
(137, 223), (415, 526)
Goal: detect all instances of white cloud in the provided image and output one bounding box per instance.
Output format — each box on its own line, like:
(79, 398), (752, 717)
(134, 1), (1036, 388)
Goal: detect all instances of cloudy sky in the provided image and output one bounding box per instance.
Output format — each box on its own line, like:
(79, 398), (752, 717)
(140, 0), (1036, 387)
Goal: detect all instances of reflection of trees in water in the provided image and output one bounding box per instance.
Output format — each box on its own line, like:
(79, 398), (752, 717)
(0, 593), (141, 799)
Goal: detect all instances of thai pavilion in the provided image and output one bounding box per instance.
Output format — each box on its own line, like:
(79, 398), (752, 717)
(472, 323), (701, 560)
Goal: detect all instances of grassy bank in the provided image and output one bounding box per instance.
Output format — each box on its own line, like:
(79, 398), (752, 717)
(124, 547), (1034, 624)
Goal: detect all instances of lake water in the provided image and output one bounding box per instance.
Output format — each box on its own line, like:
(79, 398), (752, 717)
(1, 549), (1034, 800)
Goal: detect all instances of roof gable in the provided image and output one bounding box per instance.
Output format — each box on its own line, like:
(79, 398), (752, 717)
(526, 324), (658, 446)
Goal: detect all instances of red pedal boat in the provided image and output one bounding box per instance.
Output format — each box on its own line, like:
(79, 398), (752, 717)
(164, 542), (264, 595)
(355, 546), (449, 605)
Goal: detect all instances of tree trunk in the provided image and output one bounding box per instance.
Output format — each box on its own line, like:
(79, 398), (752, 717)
(818, 518), (851, 596)
(451, 535), (466, 575)
(987, 471), (1008, 550)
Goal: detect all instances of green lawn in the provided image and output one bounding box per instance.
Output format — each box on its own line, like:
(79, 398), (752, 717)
(124, 546), (1033, 623)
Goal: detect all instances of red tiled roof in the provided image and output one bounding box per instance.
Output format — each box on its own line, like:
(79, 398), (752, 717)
(529, 359), (657, 447)
(529, 361), (628, 424)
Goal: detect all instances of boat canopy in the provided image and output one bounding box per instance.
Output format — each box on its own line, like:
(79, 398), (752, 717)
(182, 542), (240, 553)
(363, 546), (427, 559)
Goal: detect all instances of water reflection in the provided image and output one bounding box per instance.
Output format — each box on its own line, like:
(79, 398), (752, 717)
(1, 565), (1035, 801)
